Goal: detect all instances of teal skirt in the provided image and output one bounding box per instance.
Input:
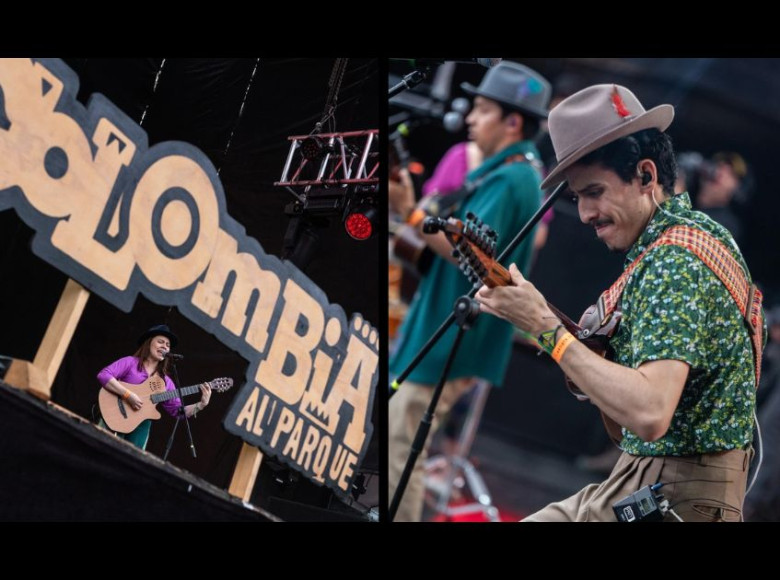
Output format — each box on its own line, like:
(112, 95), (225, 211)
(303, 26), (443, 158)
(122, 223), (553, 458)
(98, 418), (151, 450)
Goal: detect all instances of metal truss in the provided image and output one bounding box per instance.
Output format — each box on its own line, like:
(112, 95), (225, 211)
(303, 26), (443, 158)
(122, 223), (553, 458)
(276, 130), (379, 210)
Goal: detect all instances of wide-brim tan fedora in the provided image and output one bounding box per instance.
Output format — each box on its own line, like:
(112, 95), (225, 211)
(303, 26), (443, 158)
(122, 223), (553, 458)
(540, 84), (674, 189)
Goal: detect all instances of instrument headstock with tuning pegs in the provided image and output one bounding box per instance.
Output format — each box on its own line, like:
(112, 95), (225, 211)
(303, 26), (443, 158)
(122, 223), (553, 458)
(423, 211), (512, 289)
(206, 377), (233, 392)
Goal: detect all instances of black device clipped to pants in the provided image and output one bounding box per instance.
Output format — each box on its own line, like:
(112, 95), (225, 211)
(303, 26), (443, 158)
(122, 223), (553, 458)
(613, 484), (668, 522)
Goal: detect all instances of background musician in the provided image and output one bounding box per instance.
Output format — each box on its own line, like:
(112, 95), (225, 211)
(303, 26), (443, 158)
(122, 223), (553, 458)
(388, 61), (552, 521)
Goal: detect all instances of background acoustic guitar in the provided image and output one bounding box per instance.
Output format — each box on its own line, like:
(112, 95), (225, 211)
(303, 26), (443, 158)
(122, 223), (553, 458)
(99, 376), (233, 433)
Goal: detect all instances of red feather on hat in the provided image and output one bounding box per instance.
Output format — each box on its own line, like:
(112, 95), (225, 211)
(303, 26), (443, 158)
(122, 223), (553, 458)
(611, 85), (631, 118)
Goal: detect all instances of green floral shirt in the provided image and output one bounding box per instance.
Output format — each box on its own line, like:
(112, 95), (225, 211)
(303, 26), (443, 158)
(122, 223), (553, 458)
(612, 193), (761, 455)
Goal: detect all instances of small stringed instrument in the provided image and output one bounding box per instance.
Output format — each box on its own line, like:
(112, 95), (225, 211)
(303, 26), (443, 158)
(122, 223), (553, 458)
(99, 376), (233, 433)
(426, 212), (624, 442)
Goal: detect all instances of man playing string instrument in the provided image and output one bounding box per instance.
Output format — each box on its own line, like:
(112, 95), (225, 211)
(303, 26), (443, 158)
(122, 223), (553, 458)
(476, 84), (765, 522)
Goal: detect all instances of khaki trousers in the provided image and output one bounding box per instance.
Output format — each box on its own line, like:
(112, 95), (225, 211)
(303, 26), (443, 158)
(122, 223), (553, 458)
(388, 379), (475, 522)
(524, 448), (752, 522)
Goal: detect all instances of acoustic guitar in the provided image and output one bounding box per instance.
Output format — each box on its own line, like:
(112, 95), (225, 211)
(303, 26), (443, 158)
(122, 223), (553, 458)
(388, 129), (473, 275)
(426, 212), (624, 442)
(99, 376), (233, 433)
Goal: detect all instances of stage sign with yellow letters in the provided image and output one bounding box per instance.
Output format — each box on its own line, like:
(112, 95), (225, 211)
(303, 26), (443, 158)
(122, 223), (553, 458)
(0, 58), (378, 500)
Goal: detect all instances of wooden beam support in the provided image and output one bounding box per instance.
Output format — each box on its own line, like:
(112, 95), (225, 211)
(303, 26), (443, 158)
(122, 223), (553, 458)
(4, 359), (50, 400)
(228, 443), (263, 502)
(33, 278), (90, 395)
(4, 279), (90, 399)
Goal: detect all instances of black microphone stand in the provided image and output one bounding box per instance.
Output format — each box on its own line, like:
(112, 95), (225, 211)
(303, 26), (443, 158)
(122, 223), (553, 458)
(389, 296), (480, 521)
(388, 181), (568, 521)
(162, 358), (197, 461)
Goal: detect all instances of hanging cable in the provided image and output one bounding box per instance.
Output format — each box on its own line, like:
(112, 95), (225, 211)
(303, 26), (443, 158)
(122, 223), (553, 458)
(240, 60), (371, 156)
(311, 58), (348, 135)
(337, 59), (376, 129)
(218, 58), (261, 176)
(139, 58), (167, 127)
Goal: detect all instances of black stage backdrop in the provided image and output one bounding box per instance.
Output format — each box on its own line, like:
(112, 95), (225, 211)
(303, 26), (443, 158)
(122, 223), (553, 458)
(0, 58), (380, 519)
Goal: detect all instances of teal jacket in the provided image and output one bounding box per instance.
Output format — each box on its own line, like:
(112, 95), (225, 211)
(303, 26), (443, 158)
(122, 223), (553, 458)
(390, 140), (543, 386)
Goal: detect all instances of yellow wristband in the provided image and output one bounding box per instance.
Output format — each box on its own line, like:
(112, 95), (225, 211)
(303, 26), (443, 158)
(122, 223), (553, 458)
(122, 390), (131, 401)
(551, 331), (576, 363)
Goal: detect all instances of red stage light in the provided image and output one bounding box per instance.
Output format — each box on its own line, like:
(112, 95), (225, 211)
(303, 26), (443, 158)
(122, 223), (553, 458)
(344, 209), (375, 240)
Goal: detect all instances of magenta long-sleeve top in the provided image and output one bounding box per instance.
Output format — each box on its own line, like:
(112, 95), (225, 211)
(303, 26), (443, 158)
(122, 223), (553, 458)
(97, 356), (182, 416)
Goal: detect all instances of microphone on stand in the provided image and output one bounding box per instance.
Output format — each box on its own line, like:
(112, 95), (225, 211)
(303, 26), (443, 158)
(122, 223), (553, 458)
(162, 351), (184, 361)
(389, 58), (500, 100)
(389, 92), (465, 133)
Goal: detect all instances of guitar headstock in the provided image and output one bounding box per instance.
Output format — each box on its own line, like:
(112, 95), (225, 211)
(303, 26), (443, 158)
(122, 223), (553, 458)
(425, 212), (510, 289)
(207, 377), (234, 392)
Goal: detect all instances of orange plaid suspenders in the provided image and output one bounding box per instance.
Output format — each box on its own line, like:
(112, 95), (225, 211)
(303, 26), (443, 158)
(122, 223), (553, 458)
(598, 225), (764, 386)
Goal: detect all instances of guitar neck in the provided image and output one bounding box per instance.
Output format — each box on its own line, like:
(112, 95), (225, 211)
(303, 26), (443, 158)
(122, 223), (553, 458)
(486, 261), (582, 336)
(483, 261), (512, 288)
(151, 384), (202, 403)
